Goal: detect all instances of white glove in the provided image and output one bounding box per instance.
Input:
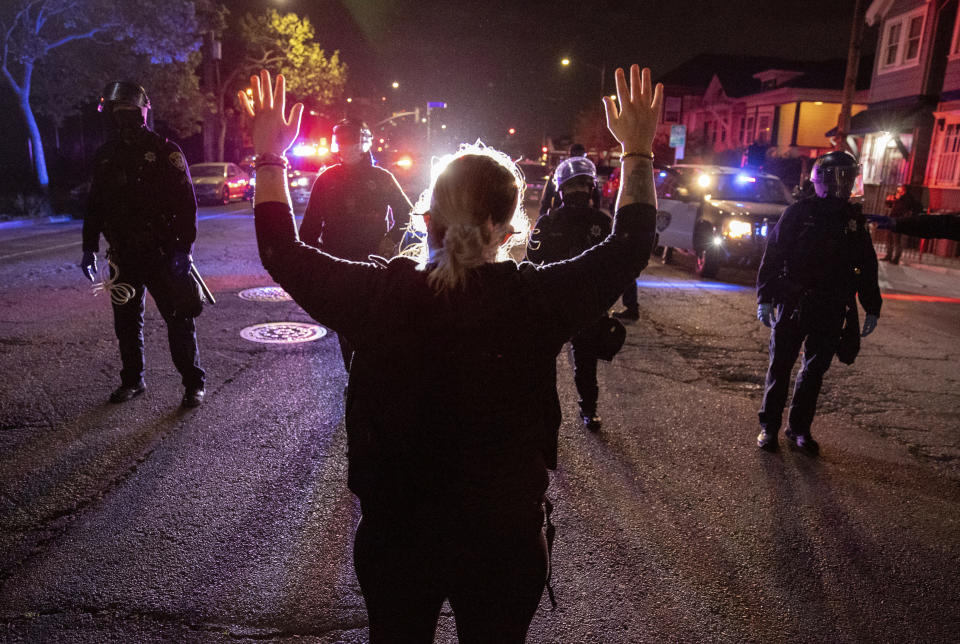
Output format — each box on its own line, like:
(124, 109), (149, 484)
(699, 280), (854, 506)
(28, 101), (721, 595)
(757, 303), (773, 327)
(861, 313), (878, 337)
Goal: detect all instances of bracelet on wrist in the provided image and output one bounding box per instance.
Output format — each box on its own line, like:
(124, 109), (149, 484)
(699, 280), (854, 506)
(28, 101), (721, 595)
(254, 152), (289, 170)
(621, 151), (654, 161)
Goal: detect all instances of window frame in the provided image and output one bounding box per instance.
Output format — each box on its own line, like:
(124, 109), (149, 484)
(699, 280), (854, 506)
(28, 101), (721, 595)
(878, 6), (927, 74)
(928, 115), (960, 188)
(949, 8), (960, 59)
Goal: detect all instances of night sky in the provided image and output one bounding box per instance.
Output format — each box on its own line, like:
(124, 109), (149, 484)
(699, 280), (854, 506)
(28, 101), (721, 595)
(236, 0), (860, 152)
(0, 0), (863, 191)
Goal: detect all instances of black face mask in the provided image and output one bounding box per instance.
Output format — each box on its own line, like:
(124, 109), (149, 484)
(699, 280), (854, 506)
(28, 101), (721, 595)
(562, 191), (591, 208)
(110, 109), (145, 133)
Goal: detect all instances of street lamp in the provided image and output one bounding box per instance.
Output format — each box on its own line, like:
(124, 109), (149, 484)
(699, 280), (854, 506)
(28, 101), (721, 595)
(392, 81), (400, 89)
(560, 56), (606, 94)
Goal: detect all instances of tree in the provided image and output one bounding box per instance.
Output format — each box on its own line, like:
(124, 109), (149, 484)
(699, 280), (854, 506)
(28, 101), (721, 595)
(211, 9), (347, 161)
(572, 102), (617, 158)
(0, 0), (206, 190)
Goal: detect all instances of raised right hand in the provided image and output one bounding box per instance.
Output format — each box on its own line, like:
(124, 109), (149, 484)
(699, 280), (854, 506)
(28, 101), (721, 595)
(602, 65), (663, 155)
(238, 69), (304, 157)
(80, 251), (97, 282)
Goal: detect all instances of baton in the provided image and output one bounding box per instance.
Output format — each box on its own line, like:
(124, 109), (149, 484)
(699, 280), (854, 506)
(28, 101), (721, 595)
(190, 264), (216, 305)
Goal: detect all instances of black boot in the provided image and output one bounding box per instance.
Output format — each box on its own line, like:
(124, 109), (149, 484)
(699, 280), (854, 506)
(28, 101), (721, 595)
(110, 382), (146, 404)
(181, 386), (205, 408)
(612, 308), (639, 321)
(756, 428), (778, 451)
(579, 403), (602, 432)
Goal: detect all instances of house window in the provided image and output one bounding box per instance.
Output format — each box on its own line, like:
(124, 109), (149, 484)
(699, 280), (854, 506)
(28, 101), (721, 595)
(879, 7), (927, 72)
(663, 96), (682, 123)
(950, 10), (960, 57)
(757, 114), (771, 143)
(743, 116), (755, 145)
(930, 120), (960, 187)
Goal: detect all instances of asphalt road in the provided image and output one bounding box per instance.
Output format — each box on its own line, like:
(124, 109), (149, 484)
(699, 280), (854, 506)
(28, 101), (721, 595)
(0, 202), (958, 643)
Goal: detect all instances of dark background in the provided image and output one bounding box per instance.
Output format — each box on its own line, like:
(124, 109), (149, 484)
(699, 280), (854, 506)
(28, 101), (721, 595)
(0, 0), (861, 202)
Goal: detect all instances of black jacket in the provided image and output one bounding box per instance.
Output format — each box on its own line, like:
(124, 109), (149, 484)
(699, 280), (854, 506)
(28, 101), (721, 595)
(83, 127), (197, 260)
(255, 200), (656, 513)
(299, 162), (412, 261)
(527, 204), (612, 265)
(894, 214), (960, 241)
(757, 197), (881, 317)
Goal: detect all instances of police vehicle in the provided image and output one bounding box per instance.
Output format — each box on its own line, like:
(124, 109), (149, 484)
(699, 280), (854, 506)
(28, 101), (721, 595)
(655, 164), (792, 279)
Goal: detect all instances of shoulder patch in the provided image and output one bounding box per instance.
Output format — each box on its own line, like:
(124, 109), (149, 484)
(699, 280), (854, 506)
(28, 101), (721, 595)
(168, 151), (187, 172)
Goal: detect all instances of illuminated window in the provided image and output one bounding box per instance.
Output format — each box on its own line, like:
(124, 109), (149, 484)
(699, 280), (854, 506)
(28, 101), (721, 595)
(879, 7), (926, 73)
(861, 131), (911, 185)
(663, 96), (681, 123)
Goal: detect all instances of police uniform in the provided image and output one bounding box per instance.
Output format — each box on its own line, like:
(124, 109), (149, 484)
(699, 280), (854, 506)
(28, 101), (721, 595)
(527, 203), (613, 424)
(83, 125), (205, 396)
(299, 156), (412, 372)
(756, 196), (881, 442)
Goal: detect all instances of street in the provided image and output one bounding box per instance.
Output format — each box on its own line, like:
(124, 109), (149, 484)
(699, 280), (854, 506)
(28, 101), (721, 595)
(1, 203), (958, 643)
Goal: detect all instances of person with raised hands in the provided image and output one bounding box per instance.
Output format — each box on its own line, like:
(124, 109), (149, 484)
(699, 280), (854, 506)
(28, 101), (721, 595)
(240, 66), (661, 643)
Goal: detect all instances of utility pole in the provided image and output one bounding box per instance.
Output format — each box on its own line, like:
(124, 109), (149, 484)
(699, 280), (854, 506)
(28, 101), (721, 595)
(837, 0), (867, 154)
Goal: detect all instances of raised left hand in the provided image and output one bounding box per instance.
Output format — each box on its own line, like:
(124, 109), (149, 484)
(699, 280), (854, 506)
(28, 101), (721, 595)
(238, 70), (304, 157)
(861, 313), (878, 337)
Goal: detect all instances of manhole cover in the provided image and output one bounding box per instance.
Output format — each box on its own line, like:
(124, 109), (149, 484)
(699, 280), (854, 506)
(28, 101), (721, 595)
(240, 322), (327, 344)
(238, 286), (292, 302)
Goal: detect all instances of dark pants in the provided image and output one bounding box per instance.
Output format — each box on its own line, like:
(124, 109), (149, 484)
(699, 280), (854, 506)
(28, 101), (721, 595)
(354, 503), (547, 644)
(758, 306), (841, 436)
(621, 279), (638, 311)
(570, 334), (599, 415)
(885, 231), (903, 263)
(337, 333), (354, 373)
(111, 261), (204, 389)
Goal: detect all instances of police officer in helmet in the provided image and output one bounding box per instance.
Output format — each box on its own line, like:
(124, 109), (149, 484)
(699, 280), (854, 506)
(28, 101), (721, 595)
(527, 156), (614, 431)
(755, 150), (881, 454)
(298, 117), (413, 372)
(81, 81), (206, 407)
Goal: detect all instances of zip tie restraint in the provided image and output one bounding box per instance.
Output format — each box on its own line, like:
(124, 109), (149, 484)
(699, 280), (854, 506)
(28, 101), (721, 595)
(92, 258), (136, 306)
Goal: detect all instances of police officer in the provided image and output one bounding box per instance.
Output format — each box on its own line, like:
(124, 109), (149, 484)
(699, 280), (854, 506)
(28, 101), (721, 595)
(80, 81), (205, 407)
(755, 151), (881, 454)
(538, 143), (602, 215)
(527, 156), (612, 431)
(298, 118), (412, 372)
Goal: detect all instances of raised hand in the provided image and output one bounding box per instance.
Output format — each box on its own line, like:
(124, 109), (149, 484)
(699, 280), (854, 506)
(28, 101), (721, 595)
(602, 65), (663, 155)
(237, 69), (304, 157)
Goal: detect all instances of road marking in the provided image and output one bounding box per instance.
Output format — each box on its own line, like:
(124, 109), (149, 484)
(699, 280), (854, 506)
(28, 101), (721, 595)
(0, 240), (82, 261)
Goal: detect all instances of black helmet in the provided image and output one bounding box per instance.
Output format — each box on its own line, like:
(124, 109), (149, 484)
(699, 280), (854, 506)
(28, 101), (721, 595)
(333, 118), (373, 151)
(98, 81), (150, 113)
(811, 150), (859, 199)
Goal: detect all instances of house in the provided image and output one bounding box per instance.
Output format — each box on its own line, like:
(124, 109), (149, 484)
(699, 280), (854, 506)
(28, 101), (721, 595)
(837, 0), (958, 258)
(656, 54), (869, 185)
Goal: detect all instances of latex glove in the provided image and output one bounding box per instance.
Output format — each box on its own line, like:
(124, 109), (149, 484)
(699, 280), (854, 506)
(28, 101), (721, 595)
(866, 214), (894, 230)
(757, 302), (773, 327)
(861, 313), (878, 337)
(81, 251), (97, 282)
(169, 251), (192, 277)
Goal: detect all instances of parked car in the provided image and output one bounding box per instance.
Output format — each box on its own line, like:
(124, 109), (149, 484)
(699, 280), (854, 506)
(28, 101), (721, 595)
(189, 162), (251, 205)
(516, 161), (550, 204)
(655, 165), (792, 279)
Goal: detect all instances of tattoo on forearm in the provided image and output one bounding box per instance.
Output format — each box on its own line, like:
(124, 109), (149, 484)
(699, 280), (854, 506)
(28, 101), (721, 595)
(618, 161), (656, 209)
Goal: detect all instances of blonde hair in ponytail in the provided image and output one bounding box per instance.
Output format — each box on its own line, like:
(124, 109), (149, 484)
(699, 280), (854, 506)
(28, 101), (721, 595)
(403, 142), (529, 292)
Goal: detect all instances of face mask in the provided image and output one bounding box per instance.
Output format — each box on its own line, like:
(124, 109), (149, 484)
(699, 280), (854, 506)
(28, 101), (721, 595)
(563, 191), (591, 208)
(111, 108), (145, 132)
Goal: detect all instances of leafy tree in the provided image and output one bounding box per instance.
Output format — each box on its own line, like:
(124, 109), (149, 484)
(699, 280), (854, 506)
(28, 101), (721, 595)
(0, 0), (206, 190)
(212, 9), (347, 161)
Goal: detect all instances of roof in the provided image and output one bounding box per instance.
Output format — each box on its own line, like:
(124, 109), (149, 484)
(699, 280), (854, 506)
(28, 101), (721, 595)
(825, 96), (936, 136)
(657, 54), (872, 98)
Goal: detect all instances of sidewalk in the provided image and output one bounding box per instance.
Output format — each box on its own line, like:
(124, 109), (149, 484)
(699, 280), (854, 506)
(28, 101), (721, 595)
(878, 257), (960, 300)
